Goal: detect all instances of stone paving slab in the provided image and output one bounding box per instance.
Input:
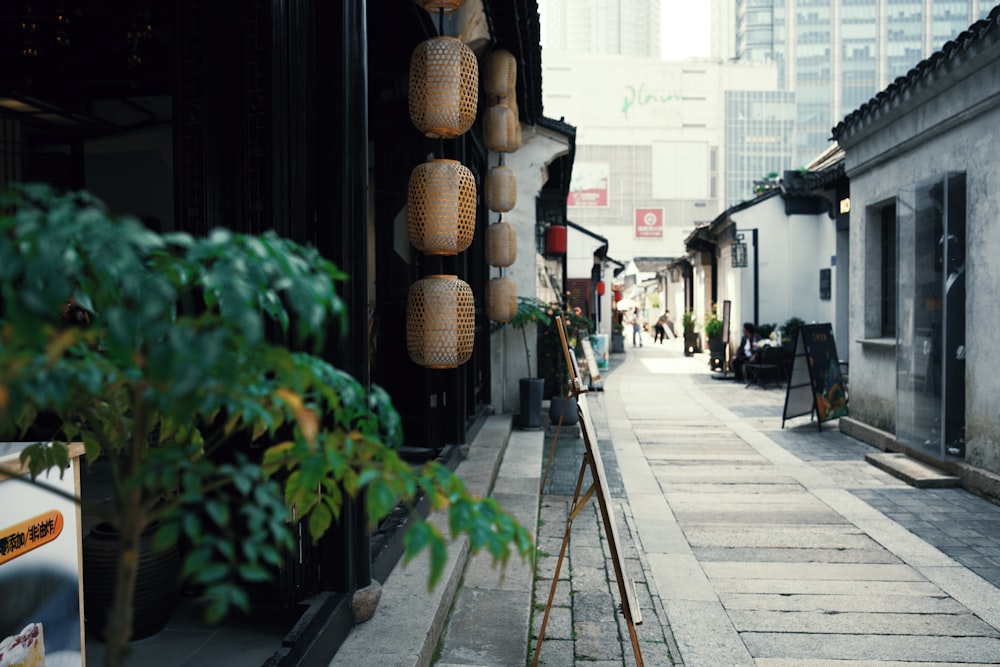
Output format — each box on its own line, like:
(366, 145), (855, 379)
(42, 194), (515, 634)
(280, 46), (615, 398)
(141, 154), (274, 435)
(741, 632), (1000, 663)
(729, 609), (1000, 636)
(702, 561), (928, 581)
(718, 592), (969, 614)
(691, 546), (902, 563)
(683, 524), (877, 549)
(435, 588), (533, 666)
(866, 451), (961, 488)
(669, 508), (850, 525)
(711, 577), (948, 596)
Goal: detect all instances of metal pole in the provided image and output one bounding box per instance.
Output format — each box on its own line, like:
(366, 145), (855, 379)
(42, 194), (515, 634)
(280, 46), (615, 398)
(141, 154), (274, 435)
(752, 228), (759, 327)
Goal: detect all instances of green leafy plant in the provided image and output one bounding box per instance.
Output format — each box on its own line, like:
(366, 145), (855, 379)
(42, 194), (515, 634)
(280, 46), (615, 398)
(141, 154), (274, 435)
(0, 184), (532, 667)
(780, 316), (805, 345)
(704, 311), (723, 340)
(682, 310), (697, 334)
(537, 300), (592, 398)
(492, 296), (551, 377)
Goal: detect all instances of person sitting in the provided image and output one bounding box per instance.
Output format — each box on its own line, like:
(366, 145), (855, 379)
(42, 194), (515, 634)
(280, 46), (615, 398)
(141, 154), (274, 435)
(730, 322), (759, 381)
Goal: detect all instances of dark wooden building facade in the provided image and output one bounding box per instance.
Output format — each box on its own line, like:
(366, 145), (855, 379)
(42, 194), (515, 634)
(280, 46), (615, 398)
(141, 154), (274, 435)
(0, 0), (570, 662)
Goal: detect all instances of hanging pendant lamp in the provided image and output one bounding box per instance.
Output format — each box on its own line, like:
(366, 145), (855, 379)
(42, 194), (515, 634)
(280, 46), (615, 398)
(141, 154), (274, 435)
(414, 0), (467, 11)
(406, 274), (475, 369)
(409, 36), (478, 139)
(486, 221), (517, 267)
(486, 164), (516, 213)
(484, 49), (516, 102)
(407, 159), (477, 255)
(483, 104), (518, 153)
(486, 276), (517, 323)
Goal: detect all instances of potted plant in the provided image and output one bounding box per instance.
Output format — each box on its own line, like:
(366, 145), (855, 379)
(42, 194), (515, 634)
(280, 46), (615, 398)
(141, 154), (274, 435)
(704, 309), (726, 371)
(781, 317), (805, 349)
(538, 301), (592, 426)
(611, 317), (626, 353)
(491, 296), (550, 429)
(682, 310), (699, 357)
(0, 184), (532, 667)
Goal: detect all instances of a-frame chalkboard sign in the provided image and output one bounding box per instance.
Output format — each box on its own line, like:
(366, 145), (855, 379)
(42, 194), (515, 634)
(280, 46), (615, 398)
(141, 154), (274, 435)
(782, 322), (849, 430)
(531, 317), (644, 667)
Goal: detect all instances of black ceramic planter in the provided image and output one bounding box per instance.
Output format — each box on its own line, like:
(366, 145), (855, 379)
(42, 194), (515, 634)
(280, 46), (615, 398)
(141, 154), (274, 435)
(548, 396), (579, 426)
(519, 377), (545, 430)
(83, 521), (181, 641)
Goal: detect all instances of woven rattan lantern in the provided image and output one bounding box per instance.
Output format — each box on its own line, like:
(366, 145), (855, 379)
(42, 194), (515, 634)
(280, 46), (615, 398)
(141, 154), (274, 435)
(486, 164), (517, 213)
(406, 274), (475, 368)
(484, 49), (516, 102)
(486, 221), (517, 267)
(486, 276), (517, 323)
(408, 159), (477, 255)
(483, 104), (518, 153)
(409, 37), (478, 139)
(414, 0), (467, 11)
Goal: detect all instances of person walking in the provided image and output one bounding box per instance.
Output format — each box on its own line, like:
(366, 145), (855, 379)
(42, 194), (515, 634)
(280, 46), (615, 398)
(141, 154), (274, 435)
(631, 308), (643, 348)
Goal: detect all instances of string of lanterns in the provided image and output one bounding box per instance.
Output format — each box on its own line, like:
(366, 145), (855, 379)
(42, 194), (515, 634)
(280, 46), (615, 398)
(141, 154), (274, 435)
(405, 0), (477, 369)
(483, 49), (520, 324)
(404, 2), (522, 368)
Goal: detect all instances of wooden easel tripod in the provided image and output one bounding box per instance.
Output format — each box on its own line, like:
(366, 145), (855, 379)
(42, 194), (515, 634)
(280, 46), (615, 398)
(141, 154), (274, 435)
(531, 317), (643, 667)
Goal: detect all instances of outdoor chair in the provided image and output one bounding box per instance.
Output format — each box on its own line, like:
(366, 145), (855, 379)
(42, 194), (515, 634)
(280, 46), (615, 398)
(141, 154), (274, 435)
(745, 345), (786, 388)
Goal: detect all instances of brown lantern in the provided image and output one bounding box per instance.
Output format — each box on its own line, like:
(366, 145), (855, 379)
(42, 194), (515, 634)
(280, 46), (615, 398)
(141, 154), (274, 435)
(409, 37), (479, 139)
(406, 274), (475, 368)
(486, 276), (517, 323)
(483, 104), (518, 153)
(486, 164), (516, 213)
(414, 0), (467, 11)
(408, 159), (477, 255)
(484, 49), (516, 102)
(485, 221), (517, 267)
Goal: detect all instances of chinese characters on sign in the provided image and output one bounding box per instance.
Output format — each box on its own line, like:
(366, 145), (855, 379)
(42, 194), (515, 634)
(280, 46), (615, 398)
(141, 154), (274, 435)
(0, 510), (64, 565)
(634, 208), (663, 238)
(567, 162), (609, 208)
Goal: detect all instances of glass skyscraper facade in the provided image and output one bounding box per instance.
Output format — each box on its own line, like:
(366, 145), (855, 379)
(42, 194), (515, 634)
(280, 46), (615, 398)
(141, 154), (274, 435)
(726, 90), (797, 206)
(725, 0), (990, 167)
(544, 0), (662, 57)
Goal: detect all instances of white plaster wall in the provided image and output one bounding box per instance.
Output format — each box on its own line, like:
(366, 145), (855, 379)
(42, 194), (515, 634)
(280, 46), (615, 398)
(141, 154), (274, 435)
(720, 195), (841, 344)
(838, 37), (1000, 471)
(489, 126), (572, 417)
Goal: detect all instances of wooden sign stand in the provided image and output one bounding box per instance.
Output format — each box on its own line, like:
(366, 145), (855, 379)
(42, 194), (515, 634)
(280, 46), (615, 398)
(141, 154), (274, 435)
(532, 318), (644, 667)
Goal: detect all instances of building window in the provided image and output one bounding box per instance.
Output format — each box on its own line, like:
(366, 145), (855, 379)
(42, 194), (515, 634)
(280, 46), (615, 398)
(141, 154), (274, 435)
(880, 204), (896, 337)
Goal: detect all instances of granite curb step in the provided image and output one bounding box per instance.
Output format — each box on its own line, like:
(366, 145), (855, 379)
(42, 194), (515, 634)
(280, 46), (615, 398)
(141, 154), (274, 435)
(865, 451), (961, 488)
(329, 413), (530, 667)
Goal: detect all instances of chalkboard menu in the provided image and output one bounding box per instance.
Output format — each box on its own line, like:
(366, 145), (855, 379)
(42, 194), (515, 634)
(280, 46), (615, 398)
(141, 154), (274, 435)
(782, 323), (848, 429)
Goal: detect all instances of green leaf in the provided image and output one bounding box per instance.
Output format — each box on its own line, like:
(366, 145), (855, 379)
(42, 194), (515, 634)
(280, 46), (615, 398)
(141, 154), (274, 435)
(307, 502), (333, 542)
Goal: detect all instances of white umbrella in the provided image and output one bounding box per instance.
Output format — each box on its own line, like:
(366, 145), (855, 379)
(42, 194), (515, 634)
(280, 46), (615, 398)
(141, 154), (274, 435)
(615, 298), (637, 311)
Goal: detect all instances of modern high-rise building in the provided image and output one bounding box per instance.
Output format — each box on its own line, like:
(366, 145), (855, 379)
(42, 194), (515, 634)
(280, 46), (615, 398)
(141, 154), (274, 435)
(714, 0), (992, 167)
(543, 0), (662, 57)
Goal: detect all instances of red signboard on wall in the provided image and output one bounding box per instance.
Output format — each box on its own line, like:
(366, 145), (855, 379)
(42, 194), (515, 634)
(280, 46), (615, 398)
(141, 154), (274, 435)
(567, 162), (610, 208)
(635, 208), (663, 238)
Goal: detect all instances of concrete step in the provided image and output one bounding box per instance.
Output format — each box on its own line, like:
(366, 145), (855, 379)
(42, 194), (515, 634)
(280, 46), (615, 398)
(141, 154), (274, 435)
(865, 452), (960, 488)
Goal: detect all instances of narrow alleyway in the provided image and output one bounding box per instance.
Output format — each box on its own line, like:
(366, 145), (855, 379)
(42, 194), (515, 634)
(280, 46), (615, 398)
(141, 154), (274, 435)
(530, 332), (1000, 666)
